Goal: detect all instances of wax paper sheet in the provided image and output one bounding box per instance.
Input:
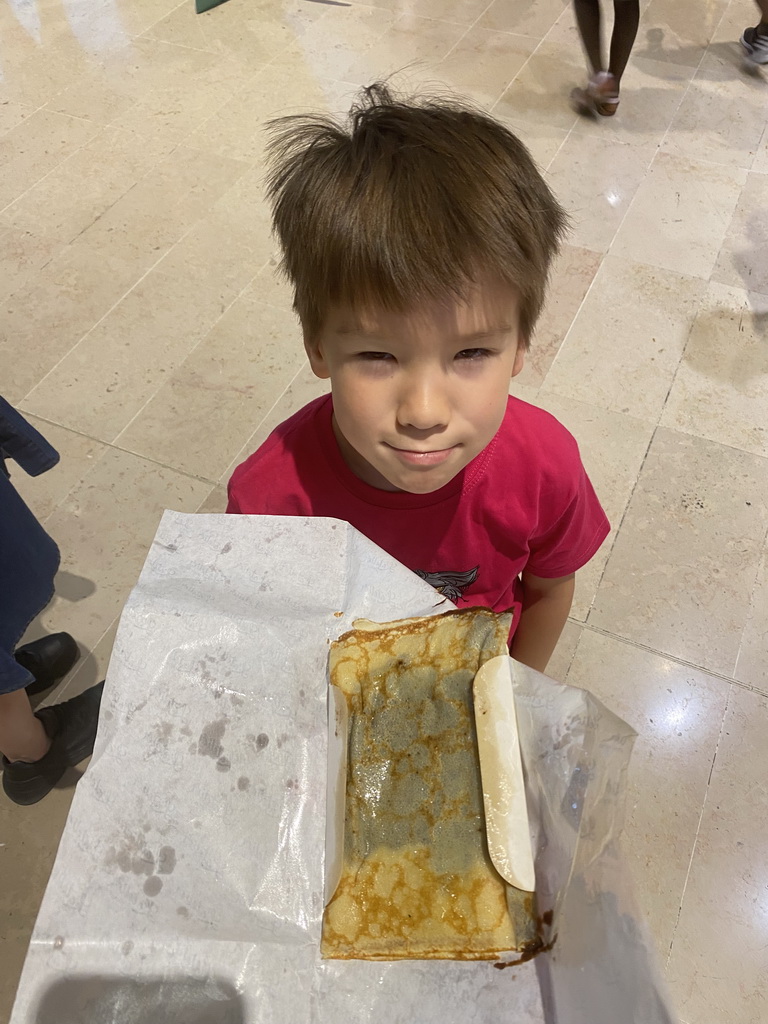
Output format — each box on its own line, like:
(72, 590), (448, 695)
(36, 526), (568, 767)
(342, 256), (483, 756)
(10, 511), (677, 1024)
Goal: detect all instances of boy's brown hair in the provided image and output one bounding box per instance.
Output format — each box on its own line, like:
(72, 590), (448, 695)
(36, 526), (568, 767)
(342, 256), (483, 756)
(266, 84), (567, 348)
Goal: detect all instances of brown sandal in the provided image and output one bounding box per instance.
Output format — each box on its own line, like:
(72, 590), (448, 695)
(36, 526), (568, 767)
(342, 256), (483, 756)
(571, 71), (620, 117)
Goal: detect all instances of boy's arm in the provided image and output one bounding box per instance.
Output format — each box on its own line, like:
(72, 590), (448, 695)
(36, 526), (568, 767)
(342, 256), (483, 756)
(509, 571), (575, 673)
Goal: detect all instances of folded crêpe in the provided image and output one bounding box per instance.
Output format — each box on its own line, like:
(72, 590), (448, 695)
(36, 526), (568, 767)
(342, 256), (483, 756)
(322, 607), (538, 961)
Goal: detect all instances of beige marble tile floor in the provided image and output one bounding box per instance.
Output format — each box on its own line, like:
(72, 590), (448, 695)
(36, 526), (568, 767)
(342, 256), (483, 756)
(1, 0), (767, 1020)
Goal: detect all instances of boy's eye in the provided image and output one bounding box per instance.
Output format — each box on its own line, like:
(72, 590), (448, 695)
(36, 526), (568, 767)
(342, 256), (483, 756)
(456, 348), (491, 360)
(358, 351), (394, 362)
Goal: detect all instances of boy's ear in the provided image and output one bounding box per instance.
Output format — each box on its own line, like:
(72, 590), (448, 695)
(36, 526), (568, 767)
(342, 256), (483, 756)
(510, 340), (526, 379)
(303, 332), (331, 380)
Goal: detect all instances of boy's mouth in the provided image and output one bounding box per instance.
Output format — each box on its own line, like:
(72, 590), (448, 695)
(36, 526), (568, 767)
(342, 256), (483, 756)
(386, 444), (458, 467)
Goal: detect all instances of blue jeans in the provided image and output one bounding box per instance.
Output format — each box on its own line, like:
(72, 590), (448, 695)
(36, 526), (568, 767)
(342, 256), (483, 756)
(0, 462), (60, 694)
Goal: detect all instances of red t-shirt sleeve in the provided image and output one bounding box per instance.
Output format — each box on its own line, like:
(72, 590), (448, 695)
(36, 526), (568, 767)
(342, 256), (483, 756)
(522, 424), (609, 579)
(226, 478), (241, 513)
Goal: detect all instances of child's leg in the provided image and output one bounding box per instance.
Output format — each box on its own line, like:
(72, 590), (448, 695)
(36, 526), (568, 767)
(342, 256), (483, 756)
(608, 0), (640, 86)
(573, 0), (604, 75)
(0, 688), (50, 763)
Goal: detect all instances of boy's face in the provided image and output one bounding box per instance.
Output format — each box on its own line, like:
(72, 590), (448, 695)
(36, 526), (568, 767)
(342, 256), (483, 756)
(305, 280), (525, 494)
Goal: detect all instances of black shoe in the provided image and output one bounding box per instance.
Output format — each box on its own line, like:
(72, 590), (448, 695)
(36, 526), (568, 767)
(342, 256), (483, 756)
(15, 632), (80, 696)
(2, 681), (105, 806)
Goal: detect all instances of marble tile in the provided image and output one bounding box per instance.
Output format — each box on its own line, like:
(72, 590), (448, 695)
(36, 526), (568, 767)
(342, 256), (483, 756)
(494, 42), (581, 132)
(3, 126), (178, 244)
(6, 417), (109, 523)
(546, 132), (657, 252)
(662, 51), (768, 170)
(711, 171), (768, 295)
(197, 484), (228, 514)
(143, 0), (323, 60)
(0, 224), (65, 303)
(274, 5), (396, 83)
(735, 542), (768, 697)
(590, 428), (768, 676)
(342, 14), (468, 87)
(0, 774), (79, 1024)
(661, 284), (768, 458)
(45, 66), (139, 125)
(368, 0), (493, 24)
(754, 125), (768, 174)
(541, 255), (706, 420)
(432, 28), (538, 109)
(221, 360), (330, 485)
(247, 258), (295, 311)
(565, 630), (730, 961)
(0, 98), (35, 135)
(22, 267), (234, 443)
(37, 448), (210, 652)
(518, 244), (602, 389)
(497, 115), (569, 170)
(75, 146), (251, 265)
(0, 109), (99, 210)
(116, 298), (306, 482)
(110, 0), (192, 37)
(633, 0), (730, 68)
(611, 151), (747, 280)
(529, 393), (655, 621)
(0, 40), (98, 110)
(507, 378), (542, 406)
(665, 686), (768, 1024)
(111, 53), (259, 144)
(1, 242), (149, 406)
(184, 61), (345, 163)
(94, 34), (227, 95)
(478, 0), (568, 38)
(151, 203), (272, 308)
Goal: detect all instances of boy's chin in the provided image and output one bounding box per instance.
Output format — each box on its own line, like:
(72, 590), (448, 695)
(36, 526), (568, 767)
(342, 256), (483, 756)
(377, 467), (461, 495)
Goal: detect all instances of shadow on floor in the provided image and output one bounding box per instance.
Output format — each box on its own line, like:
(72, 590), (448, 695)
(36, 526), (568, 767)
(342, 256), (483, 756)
(34, 975), (245, 1024)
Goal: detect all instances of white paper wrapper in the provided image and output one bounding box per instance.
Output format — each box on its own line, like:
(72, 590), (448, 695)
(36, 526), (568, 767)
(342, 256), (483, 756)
(11, 512), (677, 1024)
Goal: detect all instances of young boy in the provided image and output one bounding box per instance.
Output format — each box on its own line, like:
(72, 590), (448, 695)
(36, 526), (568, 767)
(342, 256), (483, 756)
(228, 85), (609, 674)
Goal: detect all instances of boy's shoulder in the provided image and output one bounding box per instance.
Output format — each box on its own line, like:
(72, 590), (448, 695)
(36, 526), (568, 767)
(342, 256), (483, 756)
(233, 395), (329, 470)
(228, 394), (331, 512)
(501, 395), (581, 468)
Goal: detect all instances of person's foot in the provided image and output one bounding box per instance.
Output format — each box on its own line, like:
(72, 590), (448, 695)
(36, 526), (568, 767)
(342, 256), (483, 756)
(15, 632), (80, 696)
(2, 681), (105, 805)
(571, 70), (620, 117)
(740, 25), (768, 64)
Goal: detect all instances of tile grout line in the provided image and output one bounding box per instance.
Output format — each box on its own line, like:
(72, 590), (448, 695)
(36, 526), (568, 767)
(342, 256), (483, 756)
(12, 117), (265, 410)
(214, 357), (314, 490)
(577, 618), (768, 698)
(107, 258), (274, 449)
(730, 518), (768, 685)
(663, 681), (734, 970)
(598, 8), (722, 266)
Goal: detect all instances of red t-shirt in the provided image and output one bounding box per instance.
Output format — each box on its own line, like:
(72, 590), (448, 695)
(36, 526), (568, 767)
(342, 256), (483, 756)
(227, 395), (609, 632)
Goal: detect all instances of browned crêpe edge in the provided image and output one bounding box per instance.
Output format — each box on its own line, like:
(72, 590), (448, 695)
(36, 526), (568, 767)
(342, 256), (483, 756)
(322, 608), (538, 960)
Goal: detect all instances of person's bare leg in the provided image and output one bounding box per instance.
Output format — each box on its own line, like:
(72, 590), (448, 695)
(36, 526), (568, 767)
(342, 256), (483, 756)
(573, 0), (604, 74)
(608, 0), (640, 85)
(757, 0), (768, 32)
(0, 689), (50, 763)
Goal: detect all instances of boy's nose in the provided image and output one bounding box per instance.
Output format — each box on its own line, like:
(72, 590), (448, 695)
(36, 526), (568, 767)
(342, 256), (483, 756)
(397, 374), (450, 432)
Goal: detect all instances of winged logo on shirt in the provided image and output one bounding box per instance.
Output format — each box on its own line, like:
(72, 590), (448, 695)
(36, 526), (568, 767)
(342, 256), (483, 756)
(414, 566), (479, 603)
